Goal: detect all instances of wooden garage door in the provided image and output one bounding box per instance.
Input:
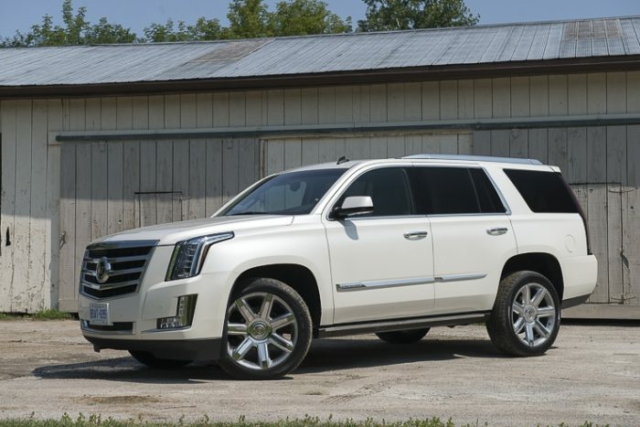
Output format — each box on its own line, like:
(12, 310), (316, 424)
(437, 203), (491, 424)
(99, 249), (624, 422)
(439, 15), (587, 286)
(59, 138), (259, 311)
(263, 133), (472, 175)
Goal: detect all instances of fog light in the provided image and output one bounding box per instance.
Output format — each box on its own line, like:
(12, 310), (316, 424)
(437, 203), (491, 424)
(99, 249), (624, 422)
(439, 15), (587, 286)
(157, 295), (197, 330)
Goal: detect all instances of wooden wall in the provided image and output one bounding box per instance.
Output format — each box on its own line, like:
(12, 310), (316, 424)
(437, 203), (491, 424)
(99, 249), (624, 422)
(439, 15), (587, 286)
(1, 71), (640, 313)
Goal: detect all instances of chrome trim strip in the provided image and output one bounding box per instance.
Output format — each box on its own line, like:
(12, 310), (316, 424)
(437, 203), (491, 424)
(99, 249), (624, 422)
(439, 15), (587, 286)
(403, 154), (542, 165)
(84, 255), (150, 264)
(80, 321), (134, 335)
(81, 279), (140, 290)
(86, 240), (160, 251)
(336, 277), (435, 292)
(434, 273), (487, 283)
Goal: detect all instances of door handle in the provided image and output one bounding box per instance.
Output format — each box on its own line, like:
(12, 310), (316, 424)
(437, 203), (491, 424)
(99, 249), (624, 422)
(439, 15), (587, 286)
(487, 227), (508, 236)
(404, 231), (428, 240)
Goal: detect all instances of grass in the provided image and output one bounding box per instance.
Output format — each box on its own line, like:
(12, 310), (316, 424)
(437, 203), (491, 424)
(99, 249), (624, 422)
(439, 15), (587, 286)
(0, 414), (611, 427)
(0, 309), (73, 321)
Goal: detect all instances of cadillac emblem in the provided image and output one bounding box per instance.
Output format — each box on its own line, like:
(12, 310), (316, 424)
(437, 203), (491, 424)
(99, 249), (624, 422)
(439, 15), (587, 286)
(95, 257), (112, 284)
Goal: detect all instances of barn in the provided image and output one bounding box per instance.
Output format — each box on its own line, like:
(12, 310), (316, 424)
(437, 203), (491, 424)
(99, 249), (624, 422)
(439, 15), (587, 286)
(1, 16), (640, 317)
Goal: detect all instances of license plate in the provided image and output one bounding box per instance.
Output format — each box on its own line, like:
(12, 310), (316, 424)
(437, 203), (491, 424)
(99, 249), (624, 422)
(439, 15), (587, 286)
(89, 303), (110, 326)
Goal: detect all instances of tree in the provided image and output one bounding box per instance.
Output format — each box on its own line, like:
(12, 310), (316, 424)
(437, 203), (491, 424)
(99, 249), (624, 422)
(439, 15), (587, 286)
(357, 0), (479, 32)
(227, 0), (271, 39)
(1, 0), (136, 47)
(268, 0), (351, 36)
(144, 18), (224, 43)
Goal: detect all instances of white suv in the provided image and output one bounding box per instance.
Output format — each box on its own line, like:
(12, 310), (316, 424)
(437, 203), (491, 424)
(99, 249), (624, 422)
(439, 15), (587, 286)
(78, 155), (597, 379)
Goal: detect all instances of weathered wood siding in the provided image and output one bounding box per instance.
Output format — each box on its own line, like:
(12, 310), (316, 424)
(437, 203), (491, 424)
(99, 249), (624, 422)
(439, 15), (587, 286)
(1, 70), (639, 312)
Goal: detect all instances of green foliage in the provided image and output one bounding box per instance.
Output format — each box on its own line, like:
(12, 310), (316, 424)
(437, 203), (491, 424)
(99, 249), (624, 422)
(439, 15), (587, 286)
(144, 18), (225, 42)
(268, 0), (352, 36)
(1, 0), (136, 47)
(357, 0), (479, 32)
(227, 0), (272, 39)
(0, 414), (614, 427)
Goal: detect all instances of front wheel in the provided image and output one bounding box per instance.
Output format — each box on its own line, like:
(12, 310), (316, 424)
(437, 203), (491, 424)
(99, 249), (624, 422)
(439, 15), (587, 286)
(487, 271), (560, 357)
(218, 278), (313, 380)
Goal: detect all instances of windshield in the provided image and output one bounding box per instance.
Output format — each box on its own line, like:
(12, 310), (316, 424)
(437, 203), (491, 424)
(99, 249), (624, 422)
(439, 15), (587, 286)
(221, 169), (347, 216)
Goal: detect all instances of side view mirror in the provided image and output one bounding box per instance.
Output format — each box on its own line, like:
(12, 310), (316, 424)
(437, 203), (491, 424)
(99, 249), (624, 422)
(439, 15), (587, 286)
(331, 196), (374, 219)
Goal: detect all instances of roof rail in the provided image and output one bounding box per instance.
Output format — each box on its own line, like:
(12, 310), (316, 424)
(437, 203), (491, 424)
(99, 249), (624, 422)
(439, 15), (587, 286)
(402, 154), (543, 165)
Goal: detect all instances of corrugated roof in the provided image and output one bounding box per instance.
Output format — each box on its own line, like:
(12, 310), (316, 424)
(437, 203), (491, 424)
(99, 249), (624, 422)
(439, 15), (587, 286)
(1, 16), (639, 89)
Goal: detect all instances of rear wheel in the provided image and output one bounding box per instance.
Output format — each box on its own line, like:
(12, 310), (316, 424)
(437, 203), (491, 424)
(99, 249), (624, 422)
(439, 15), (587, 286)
(218, 278), (313, 380)
(129, 351), (192, 369)
(376, 328), (430, 344)
(487, 271), (560, 356)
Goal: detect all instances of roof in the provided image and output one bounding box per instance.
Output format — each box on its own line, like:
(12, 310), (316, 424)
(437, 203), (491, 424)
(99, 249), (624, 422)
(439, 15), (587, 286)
(2, 16), (640, 96)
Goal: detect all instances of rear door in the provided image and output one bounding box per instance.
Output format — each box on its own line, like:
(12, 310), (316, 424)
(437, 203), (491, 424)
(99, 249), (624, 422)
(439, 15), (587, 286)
(410, 166), (516, 314)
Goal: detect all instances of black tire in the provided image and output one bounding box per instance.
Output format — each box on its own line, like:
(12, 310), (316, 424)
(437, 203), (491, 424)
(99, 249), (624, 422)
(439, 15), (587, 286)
(375, 328), (430, 344)
(487, 271), (561, 357)
(218, 278), (313, 380)
(129, 351), (192, 369)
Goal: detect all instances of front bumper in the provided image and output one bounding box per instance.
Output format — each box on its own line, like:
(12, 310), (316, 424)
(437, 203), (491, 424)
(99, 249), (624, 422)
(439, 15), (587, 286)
(85, 335), (222, 361)
(78, 245), (231, 361)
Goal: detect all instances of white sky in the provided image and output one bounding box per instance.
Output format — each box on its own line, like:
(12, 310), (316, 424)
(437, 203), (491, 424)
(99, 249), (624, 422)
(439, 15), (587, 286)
(0, 0), (638, 39)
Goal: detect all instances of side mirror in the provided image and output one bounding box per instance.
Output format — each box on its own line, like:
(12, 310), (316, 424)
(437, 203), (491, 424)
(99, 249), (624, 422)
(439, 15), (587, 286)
(331, 196), (374, 219)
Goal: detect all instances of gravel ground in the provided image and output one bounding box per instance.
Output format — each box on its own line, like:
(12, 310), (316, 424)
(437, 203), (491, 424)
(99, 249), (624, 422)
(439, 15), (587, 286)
(0, 319), (639, 427)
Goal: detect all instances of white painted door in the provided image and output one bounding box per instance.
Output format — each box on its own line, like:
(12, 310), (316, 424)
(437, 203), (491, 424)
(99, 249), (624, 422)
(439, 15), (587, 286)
(323, 167), (435, 324)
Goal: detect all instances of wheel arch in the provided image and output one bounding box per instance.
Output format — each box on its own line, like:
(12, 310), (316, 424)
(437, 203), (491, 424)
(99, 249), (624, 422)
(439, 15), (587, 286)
(232, 264), (322, 334)
(500, 253), (564, 301)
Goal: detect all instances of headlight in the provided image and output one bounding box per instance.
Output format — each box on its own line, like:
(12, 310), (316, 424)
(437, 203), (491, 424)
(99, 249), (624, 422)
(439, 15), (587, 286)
(166, 233), (234, 281)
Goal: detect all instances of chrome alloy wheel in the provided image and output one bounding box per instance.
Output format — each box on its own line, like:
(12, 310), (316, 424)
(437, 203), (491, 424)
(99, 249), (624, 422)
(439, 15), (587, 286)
(511, 283), (557, 347)
(226, 292), (298, 371)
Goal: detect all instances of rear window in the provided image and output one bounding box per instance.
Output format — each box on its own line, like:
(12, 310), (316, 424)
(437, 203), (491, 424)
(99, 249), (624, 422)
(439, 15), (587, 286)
(504, 169), (579, 213)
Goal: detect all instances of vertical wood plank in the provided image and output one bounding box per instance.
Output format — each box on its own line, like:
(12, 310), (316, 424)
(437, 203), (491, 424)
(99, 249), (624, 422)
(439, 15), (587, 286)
(188, 140), (207, 219)
(492, 78), (510, 118)
(490, 130), (510, 157)
(245, 91), (263, 127)
(0, 102), (17, 311)
(509, 129), (528, 158)
(205, 139), (224, 216)
(229, 92), (246, 127)
(472, 131), (491, 156)
(387, 136), (405, 157)
(222, 139), (240, 203)
(457, 133), (473, 155)
(568, 74), (587, 115)
(529, 76), (549, 117)
(369, 135), (388, 158)
(548, 129), (569, 172)
(387, 83), (405, 122)
(353, 86), (370, 123)
(213, 92), (230, 127)
(196, 93), (213, 128)
(457, 80), (474, 120)
(607, 72), (627, 114)
(588, 73), (607, 114)
(549, 75), (568, 116)
(624, 125), (640, 305)
(370, 84), (387, 122)
(404, 83), (422, 121)
(46, 100), (63, 309)
(422, 81), (440, 120)
(284, 139), (303, 169)
(510, 77), (530, 118)
(566, 128), (587, 184)
(587, 127), (608, 303)
(301, 138), (320, 166)
(267, 89), (285, 126)
(318, 87), (336, 124)
(300, 88), (319, 125)
(528, 129), (549, 163)
(440, 81), (458, 120)
(473, 79), (492, 119)
(627, 71), (640, 113)
(284, 89), (302, 126)
(238, 139), (259, 192)
(335, 86), (354, 124)
(607, 126), (627, 302)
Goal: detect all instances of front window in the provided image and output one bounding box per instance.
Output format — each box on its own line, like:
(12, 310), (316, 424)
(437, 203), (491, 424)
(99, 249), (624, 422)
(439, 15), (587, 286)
(221, 169), (347, 216)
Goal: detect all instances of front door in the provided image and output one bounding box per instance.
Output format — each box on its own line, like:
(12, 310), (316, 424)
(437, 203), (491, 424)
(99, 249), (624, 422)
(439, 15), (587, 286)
(323, 166), (435, 324)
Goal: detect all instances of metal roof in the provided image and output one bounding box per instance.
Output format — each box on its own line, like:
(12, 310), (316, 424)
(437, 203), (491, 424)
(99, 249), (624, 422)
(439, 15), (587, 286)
(1, 16), (640, 91)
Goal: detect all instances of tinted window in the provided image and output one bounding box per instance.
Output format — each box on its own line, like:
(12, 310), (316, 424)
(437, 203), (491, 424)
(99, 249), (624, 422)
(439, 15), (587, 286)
(504, 169), (579, 213)
(470, 168), (507, 213)
(222, 169), (346, 216)
(339, 167), (415, 217)
(411, 167), (480, 215)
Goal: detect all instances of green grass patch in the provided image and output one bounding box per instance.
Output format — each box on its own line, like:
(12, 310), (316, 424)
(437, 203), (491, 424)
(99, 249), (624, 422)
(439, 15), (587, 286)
(0, 414), (611, 427)
(0, 309), (73, 321)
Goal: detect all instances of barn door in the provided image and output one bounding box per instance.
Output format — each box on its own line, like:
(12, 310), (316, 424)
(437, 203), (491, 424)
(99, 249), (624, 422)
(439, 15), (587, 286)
(59, 138), (259, 311)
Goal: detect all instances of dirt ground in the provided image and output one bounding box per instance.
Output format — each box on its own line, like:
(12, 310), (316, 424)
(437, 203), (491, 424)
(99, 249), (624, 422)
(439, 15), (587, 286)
(0, 319), (639, 427)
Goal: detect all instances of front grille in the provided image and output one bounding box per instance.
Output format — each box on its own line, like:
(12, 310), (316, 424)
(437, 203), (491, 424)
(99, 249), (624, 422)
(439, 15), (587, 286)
(80, 240), (158, 299)
(82, 320), (134, 332)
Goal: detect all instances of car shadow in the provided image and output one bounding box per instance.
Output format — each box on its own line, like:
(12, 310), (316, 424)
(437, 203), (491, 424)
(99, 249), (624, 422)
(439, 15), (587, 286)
(32, 336), (504, 382)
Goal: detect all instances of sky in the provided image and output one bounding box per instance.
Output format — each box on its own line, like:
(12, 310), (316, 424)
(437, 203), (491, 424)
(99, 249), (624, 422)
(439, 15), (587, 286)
(0, 0), (638, 39)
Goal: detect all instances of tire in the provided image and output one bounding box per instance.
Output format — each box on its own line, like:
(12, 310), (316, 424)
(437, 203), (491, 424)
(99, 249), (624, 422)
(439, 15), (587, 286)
(129, 351), (192, 369)
(376, 328), (430, 344)
(218, 278), (313, 380)
(487, 271), (561, 357)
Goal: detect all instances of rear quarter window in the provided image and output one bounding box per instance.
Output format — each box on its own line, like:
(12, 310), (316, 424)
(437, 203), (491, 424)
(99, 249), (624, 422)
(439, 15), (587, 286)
(504, 169), (579, 213)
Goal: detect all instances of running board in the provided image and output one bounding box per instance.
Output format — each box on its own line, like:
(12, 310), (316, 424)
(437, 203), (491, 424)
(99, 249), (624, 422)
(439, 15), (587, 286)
(318, 312), (490, 338)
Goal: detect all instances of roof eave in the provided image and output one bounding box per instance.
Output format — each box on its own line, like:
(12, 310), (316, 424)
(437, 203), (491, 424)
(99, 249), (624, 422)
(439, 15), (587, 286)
(2, 55), (640, 99)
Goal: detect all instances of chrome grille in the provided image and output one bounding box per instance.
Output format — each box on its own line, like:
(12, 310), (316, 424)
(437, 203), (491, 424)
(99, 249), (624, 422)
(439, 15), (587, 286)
(80, 240), (158, 299)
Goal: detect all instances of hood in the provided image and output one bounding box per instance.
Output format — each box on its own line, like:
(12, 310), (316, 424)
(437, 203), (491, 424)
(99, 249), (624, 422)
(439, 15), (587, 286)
(92, 215), (294, 246)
